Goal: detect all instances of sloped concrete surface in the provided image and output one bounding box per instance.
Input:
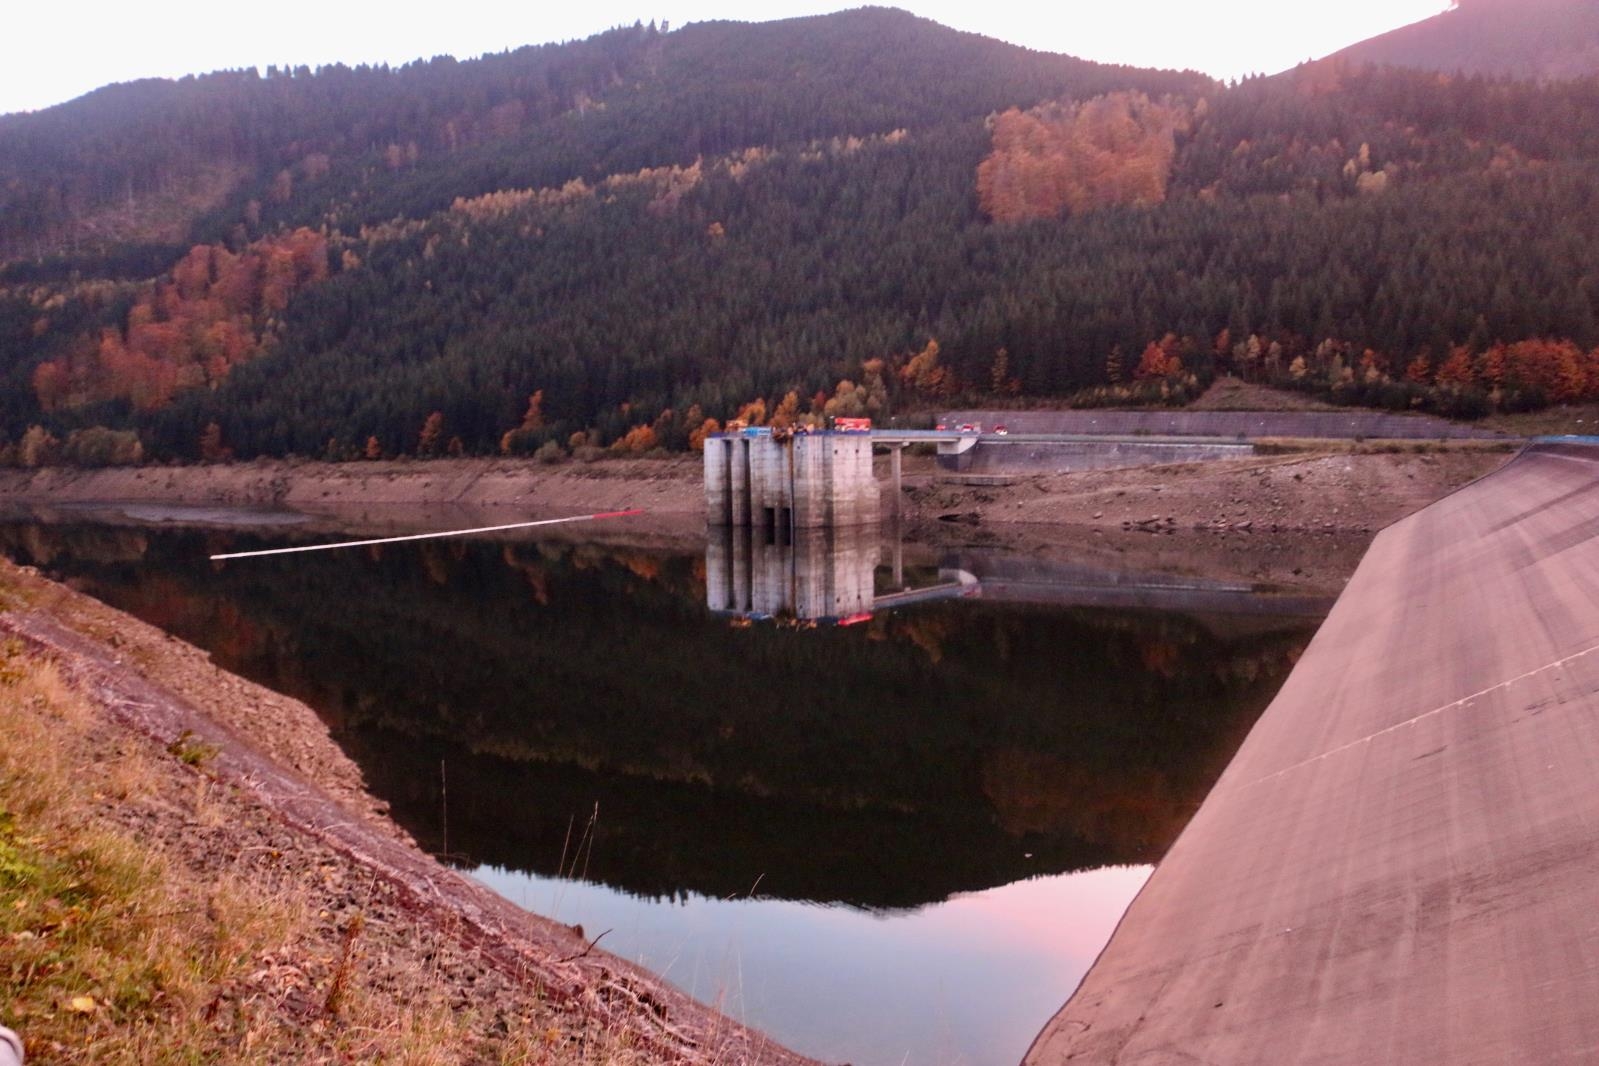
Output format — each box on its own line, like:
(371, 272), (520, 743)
(1026, 441), (1599, 1065)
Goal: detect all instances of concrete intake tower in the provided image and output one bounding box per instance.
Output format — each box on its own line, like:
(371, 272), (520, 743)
(703, 429), (878, 530)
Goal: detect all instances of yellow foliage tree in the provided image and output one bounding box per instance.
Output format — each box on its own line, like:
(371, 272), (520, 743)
(977, 92), (1187, 223)
(769, 391), (802, 429)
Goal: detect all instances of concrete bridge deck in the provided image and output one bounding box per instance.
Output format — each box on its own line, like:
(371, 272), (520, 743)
(1026, 440), (1599, 1065)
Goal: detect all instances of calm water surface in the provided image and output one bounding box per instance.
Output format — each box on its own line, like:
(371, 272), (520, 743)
(0, 514), (1325, 1066)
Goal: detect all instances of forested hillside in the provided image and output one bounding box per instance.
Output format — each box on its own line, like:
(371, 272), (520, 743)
(3, 7), (1598, 462)
(1329, 0), (1599, 81)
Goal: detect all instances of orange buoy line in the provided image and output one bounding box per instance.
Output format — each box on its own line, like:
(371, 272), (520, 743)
(208, 509), (644, 561)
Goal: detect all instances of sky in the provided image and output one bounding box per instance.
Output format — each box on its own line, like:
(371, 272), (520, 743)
(3, 0), (1452, 116)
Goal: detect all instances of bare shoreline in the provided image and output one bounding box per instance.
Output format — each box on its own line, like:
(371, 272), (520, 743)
(0, 444), (1512, 594)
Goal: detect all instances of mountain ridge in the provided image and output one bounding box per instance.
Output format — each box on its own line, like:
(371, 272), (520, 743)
(1326, 0), (1599, 80)
(2, 9), (1598, 462)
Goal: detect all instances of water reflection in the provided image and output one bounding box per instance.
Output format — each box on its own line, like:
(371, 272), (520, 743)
(0, 518), (1320, 902)
(472, 863), (1154, 1066)
(706, 524), (881, 623)
(0, 514), (1327, 1066)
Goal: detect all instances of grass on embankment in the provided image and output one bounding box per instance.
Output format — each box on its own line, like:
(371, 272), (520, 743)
(1479, 403), (1599, 438)
(0, 631), (654, 1064)
(0, 643), (306, 1061)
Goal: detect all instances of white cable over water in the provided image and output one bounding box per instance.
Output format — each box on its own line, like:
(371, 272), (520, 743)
(208, 509), (644, 561)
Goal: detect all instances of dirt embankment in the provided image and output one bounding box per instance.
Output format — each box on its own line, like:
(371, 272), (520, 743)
(0, 456), (705, 519)
(0, 558), (815, 1065)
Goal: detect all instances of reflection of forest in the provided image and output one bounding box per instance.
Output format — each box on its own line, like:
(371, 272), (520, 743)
(0, 522), (1322, 909)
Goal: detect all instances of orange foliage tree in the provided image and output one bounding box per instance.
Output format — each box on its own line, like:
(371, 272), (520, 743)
(417, 411), (446, 456)
(499, 389), (547, 454)
(977, 92), (1187, 223)
(1133, 334), (1184, 380)
(610, 424), (659, 453)
(31, 229), (330, 414)
(899, 340), (954, 399)
(688, 417), (722, 451)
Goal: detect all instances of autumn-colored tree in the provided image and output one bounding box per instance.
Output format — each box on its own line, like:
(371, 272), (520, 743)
(364, 436), (383, 460)
(519, 390), (545, 431)
(651, 407), (676, 443)
(733, 398), (768, 426)
(500, 389), (548, 454)
(1434, 346), (1478, 389)
(1404, 355), (1433, 385)
(1105, 345), (1124, 384)
(1500, 339), (1588, 402)
(18, 426), (60, 468)
(769, 391), (802, 429)
(860, 358), (890, 414)
(198, 421), (230, 462)
(30, 228), (331, 415)
(31, 360), (72, 411)
(1358, 348), (1390, 384)
(1133, 339), (1182, 381)
(823, 359), (892, 419)
(1233, 334), (1264, 380)
(688, 417), (722, 452)
(900, 339), (950, 398)
(1480, 344), (1507, 389)
(989, 348), (1019, 395)
(823, 380), (867, 418)
(977, 92), (1187, 223)
(610, 424), (658, 453)
(62, 427), (143, 467)
(418, 411), (446, 456)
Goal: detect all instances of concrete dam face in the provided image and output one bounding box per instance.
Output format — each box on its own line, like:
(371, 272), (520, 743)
(703, 431), (878, 530)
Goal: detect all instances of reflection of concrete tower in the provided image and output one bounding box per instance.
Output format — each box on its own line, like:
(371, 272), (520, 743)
(704, 430), (878, 530)
(706, 525), (879, 623)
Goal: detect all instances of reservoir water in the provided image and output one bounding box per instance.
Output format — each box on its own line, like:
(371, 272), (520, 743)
(0, 512), (1326, 1065)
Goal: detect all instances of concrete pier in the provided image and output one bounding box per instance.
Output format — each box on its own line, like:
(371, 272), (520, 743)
(703, 431), (878, 529)
(1025, 440), (1599, 1065)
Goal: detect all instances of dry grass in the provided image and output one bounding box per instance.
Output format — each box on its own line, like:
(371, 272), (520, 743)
(1188, 377), (1342, 412)
(1479, 403), (1599, 438)
(0, 639), (659, 1064)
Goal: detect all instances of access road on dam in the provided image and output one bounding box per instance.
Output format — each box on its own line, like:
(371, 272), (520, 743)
(1026, 439), (1599, 1065)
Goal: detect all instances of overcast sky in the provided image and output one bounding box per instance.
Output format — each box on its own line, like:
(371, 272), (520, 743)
(3, 0), (1451, 116)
